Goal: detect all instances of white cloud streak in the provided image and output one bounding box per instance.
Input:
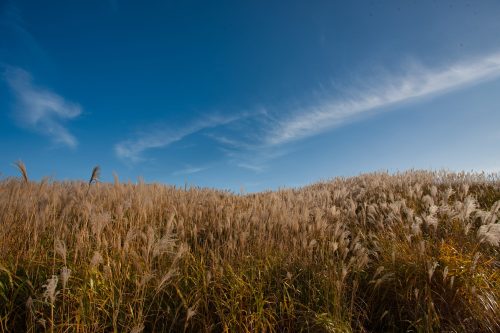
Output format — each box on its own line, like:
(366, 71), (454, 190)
(115, 52), (500, 171)
(236, 162), (265, 173)
(5, 67), (82, 147)
(267, 52), (500, 145)
(172, 166), (207, 176)
(115, 114), (241, 162)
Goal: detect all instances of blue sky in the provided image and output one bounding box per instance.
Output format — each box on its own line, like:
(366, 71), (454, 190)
(1, 0), (500, 191)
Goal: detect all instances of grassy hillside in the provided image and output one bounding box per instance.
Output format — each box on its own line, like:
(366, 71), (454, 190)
(0, 170), (499, 332)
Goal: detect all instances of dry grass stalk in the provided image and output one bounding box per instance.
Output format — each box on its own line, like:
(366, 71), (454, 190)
(89, 165), (100, 186)
(14, 160), (28, 183)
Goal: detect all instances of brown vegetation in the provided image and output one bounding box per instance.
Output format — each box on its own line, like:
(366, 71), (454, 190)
(0, 169), (499, 332)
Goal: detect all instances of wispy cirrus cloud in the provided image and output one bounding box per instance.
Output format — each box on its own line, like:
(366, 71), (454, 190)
(4, 67), (82, 147)
(115, 52), (500, 172)
(115, 114), (244, 162)
(266, 52), (500, 145)
(172, 165), (208, 176)
(218, 143), (292, 173)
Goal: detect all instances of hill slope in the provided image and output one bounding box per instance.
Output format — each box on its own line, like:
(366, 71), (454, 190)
(0, 171), (499, 332)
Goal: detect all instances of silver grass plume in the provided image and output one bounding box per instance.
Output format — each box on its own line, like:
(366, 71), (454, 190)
(89, 165), (101, 186)
(14, 160), (28, 183)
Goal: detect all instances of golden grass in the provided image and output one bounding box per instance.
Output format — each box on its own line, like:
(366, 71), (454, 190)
(0, 170), (498, 332)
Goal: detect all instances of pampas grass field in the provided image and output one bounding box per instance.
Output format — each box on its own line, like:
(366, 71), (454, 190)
(0, 167), (499, 332)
